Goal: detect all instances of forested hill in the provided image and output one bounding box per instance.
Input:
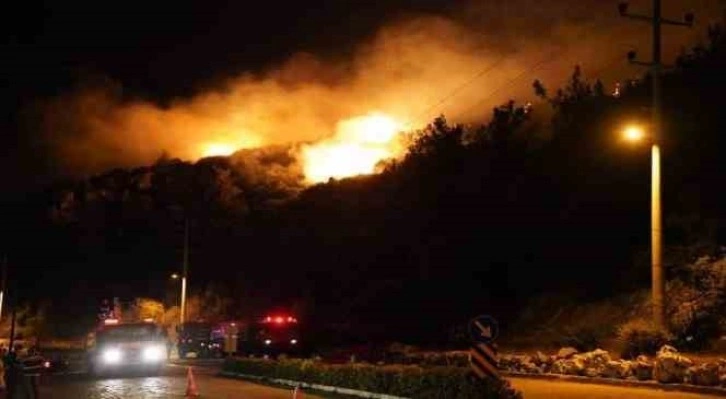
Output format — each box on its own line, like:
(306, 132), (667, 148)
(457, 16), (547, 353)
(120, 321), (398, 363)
(9, 25), (726, 343)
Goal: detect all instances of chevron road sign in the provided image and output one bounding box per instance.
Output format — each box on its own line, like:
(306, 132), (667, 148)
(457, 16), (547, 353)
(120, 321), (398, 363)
(468, 315), (500, 380)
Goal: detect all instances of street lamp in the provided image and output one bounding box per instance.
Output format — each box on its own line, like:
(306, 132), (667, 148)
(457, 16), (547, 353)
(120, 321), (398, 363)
(170, 272), (187, 325)
(621, 124), (664, 330)
(623, 124), (645, 143)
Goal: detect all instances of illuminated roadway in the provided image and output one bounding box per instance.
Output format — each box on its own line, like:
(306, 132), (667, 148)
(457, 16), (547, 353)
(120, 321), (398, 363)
(38, 364), (324, 399)
(510, 377), (724, 399)
(36, 364), (724, 398)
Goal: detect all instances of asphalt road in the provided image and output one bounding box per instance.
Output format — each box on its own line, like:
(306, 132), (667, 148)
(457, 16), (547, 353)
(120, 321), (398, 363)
(510, 377), (724, 399)
(28, 364), (726, 398)
(35, 365), (324, 399)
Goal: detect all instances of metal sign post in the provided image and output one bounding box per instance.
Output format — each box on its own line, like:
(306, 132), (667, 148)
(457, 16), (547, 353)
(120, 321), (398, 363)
(468, 315), (500, 380)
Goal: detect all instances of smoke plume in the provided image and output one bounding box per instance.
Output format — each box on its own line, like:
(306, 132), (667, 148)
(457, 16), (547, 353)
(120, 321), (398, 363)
(38, 0), (721, 177)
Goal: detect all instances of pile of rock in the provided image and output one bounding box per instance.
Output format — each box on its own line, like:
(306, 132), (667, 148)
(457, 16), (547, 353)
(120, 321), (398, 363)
(498, 345), (726, 388)
(686, 362), (721, 386)
(546, 347), (613, 377)
(653, 345), (693, 383)
(632, 355), (653, 380)
(500, 347), (614, 376)
(602, 359), (633, 379)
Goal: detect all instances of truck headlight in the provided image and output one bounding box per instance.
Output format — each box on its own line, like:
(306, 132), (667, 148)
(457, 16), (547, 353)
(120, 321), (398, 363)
(264, 339), (272, 345)
(142, 345), (165, 362)
(102, 348), (123, 364)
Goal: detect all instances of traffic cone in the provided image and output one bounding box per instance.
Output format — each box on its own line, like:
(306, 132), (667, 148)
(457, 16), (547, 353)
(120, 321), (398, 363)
(186, 366), (199, 398)
(292, 385), (303, 399)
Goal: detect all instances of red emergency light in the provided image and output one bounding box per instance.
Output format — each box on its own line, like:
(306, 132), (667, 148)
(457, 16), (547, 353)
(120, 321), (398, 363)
(263, 315), (297, 324)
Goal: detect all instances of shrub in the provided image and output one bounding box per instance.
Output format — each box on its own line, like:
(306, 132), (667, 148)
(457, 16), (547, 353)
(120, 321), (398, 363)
(553, 326), (601, 352)
(223, 357), (522, 399)
(667, 255), (726, 351)
(617, 319), (673, 359)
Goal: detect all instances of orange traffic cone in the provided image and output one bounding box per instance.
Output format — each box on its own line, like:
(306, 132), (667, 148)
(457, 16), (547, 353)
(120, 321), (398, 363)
(186, 366), (200, 398)
(292, 385), (303, 399)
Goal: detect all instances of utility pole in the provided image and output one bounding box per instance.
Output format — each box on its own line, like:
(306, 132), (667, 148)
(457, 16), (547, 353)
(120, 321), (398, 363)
(618, 1), (694, 331)
(180, 218), (189, 325)
(0, 255), (7, 321)
(8, 289), (17, 353)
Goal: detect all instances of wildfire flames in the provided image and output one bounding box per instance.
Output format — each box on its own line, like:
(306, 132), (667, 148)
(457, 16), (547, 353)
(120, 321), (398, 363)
(300, 112), (406, 183)
(194, 112), (407, 182)
(200, 143), (239, 158)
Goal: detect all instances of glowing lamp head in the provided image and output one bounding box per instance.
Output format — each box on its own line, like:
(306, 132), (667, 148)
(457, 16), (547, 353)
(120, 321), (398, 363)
(623, 125), (645, 143)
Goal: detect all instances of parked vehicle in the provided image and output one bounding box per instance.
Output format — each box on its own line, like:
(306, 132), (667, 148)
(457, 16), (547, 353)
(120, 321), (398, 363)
(176, 322), (222, 359)
(87, 319), (167, 376)
(237, 314), (305, 357)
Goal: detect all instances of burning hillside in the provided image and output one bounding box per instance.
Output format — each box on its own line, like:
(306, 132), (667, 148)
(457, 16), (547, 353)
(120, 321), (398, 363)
(36, 1), (715, 183)
(300, 112), (408, 183)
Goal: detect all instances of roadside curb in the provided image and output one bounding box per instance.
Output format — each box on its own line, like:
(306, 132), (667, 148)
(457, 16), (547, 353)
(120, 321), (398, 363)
(47, 370), (86, 376)
(169, 359), (224, 366)
(503, 371), (726, 397)
(219, 371), (409, 399)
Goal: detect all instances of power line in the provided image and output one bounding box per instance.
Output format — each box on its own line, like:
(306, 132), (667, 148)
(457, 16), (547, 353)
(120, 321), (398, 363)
(452, 30), (639, 122)
(407, 56), (508, 125)
(407, 2), (631, 125)
(452, 47), (568, 121)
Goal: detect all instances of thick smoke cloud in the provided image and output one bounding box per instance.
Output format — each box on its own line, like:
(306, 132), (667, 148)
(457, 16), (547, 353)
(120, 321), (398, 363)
(38, 0), (722, 175)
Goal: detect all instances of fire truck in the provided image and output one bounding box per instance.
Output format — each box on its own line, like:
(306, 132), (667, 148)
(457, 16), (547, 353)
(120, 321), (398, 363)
(176, 321), (223, 359)
(174, 313), (304, 357)
(86, 318), (168, 376)
(236, 314), (304, 356)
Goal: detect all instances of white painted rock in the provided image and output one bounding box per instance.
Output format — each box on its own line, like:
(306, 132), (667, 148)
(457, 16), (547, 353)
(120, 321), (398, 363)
(653, 347), (692, 383)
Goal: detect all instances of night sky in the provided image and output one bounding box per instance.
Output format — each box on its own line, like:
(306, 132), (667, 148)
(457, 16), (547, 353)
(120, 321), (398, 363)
(4, 1), (458, 96)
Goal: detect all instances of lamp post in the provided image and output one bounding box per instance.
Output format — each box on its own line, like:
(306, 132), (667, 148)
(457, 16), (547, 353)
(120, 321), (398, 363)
(618, 0), (694, 332)
(182, 218), (189, 325)
(170, 273), (187, 325)
(171, 218), (190, 325)
(622, 124), (663, 329)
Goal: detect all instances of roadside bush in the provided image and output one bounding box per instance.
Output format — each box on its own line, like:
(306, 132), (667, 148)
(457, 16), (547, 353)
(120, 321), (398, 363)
(667, 255), (726, 351)
(553, 326), (601, 352)
(223, 357), (522, 399)
(508, 292), (645, 351)
(617, 319), (673, 359)
(672, 312), (722, 352)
